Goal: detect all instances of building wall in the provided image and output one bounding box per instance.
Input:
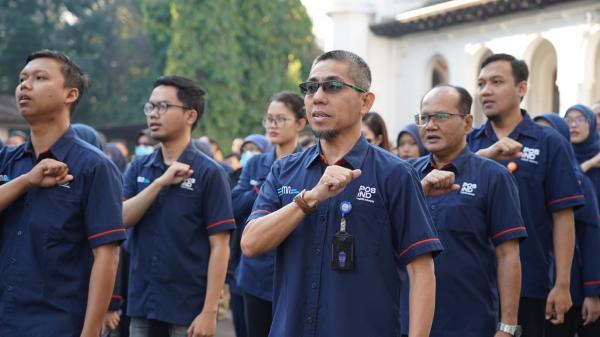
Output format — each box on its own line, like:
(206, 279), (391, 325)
(327, 0), (600, 145)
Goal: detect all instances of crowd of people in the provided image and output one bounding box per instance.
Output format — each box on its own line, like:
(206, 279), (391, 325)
(1, 47), (600, 337)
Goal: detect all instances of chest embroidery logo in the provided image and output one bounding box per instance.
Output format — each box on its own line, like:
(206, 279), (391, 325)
(277, 185), (300, 196)
(137, 176), (151, 184)
(356, 185), (376, 203)
(460, 182), (477, 196)
(180, 177), (196, 191)
(521, 147), (540, 164)
(0, 174), (10, 183)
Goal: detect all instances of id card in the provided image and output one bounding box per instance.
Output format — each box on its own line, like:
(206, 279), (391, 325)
(332, 230), (354, 271)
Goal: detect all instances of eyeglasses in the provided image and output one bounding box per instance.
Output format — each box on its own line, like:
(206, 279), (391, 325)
(414, 112), (467, 126)
(299, 80), (367, 96)
(143, 101), (190, 116)
(565, 116), (588, 127)
(263, 115), (292, 127)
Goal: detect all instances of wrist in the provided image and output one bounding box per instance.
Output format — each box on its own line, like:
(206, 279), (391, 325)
(303, 189), (320, 208)
(20, 173), (35, 190)
(554, 281), (570, 289)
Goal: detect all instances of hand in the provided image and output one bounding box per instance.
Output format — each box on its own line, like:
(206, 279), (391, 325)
(494, 331), (513, 337)
(421, 169), (460, 197)
(581, 152), (600, 172)
(26, 158), (73, 188)
(187, 311), (217, 337)
(478, 138), (523, 161)
(545, 284), (572, 324)
(582, 296), (600, 325)
(103, 310), (121, 330)
(304, 165), (361, 205)
(155, 162), (193, 187)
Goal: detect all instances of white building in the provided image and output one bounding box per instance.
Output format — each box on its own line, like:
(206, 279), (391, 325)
(317, 0), (600, 142)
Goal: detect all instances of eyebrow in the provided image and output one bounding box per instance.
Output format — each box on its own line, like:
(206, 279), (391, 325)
(19, 69), (50, 77)
(306, 75), (343, 82)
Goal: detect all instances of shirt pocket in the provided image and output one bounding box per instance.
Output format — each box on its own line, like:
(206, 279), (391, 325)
(345, 202), (388, 257)
(436, 195), (485, 235)
(35, 187), (83, 240)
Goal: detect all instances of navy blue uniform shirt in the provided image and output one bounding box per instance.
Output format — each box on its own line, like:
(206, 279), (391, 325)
(233, 147), (300, 301)
(247, 136), (443, 337)
(468, 110), (584, 298)
(0, 128), (126, 337)
(124, 142), (235, 326)
(401, 147), (527, 337)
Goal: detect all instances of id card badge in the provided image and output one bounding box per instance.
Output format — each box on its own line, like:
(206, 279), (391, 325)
(332, 201), (355, 271)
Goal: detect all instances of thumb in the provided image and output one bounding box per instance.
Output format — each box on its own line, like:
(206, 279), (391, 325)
(351, 169), (362, 180)
(451, 184), (460, 192)
(545, 299), (554, 320)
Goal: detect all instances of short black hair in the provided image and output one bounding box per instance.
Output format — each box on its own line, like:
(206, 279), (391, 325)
(153, 75), (206, 130)
(269, 91), (306, 120)
(481, 53), (529, 84)
(25, 49), (90, 113)
(425, 84), (473, 115)
(313, 50), (371, 90)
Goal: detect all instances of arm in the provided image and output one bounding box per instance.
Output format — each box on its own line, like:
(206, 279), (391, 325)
(80, 243), (120, 337)
(546, 208), (575, 324)
(188, 232), (230, 337)
(475, 138), (523, 161)
(420, 169), (460, 197)
(579, 152), (600, 173)
(231, 161), (260, 221)
(495, 240), (521, 337)
(406, 253), (435, 337)
(122, 162), (193, 227)
(241, 165), (361, 257)
(0, 158), (72, 212)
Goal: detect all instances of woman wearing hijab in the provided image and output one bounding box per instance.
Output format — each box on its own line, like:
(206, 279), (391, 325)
(534, 113), (600, 337)
(396, 123), (428, 161)
(565, 104), (600, 209)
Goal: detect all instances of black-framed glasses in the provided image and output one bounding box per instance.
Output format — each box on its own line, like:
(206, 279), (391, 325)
(143, 101), (190, 116)
(414, 112), (467, 126)
(262, 115), (292, 127)
(299, 80), (367, 96)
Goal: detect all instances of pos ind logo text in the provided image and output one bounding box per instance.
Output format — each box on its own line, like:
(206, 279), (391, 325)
(356, 185), (376, 203)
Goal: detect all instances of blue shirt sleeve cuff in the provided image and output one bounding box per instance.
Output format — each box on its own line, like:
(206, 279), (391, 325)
(547, 194), (585, 213)
(583, 281), (600, 297)
(398, 238), (443, 266)
(206, 218), (236, 235)
(491, 226), (528, 246)
(88, 228), (127, 248)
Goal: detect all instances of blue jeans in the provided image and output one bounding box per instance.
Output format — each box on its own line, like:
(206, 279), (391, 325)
(129, 318), (188, 337)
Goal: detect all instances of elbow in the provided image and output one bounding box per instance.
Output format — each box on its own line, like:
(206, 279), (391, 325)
(240, 221), (260, 258)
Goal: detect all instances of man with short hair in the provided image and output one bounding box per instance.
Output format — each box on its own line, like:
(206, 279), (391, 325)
(0, 50), (126, 337)
(401, 84), (526, 337)
(123, 75), (234, 337)
(241, 50), (442, 337)
(6, 130), (28, 147)
(469, 53), (583, 336)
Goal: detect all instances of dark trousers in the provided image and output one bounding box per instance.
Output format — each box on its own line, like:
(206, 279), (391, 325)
(230, 292), (247, 337)
(244, 293), (272, 337)
(519, 297), (546, 337)
(545, 305), (600, 337)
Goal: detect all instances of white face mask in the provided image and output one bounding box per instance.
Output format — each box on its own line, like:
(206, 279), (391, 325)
(240, 151), (260, 167)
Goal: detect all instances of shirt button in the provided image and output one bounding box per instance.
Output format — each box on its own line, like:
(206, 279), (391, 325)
(306, 316), (312, 322)
(315, 248), (321, 255)
(152, 256), (158, 262)
(311, 282), (317, 289)
(10, 257), (16, 264)
(16, 230), (23, 236)
(7, 285), (13, 291)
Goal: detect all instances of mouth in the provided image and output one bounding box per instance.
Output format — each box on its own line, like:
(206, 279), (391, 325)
(481, 99), (495, 108)
(148, 122), (162, 131)
(424, 134), (441, 143)
(311, 111), (331, 122)
(17, 94), (31, 105)
(268, 131), (279, 137)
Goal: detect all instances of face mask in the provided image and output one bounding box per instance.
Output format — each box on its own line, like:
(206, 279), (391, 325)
(135, 145), (154, 157)
(240, 151), (259, 167)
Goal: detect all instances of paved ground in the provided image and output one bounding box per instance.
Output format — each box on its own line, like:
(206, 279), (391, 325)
(215, 314), (236, 337)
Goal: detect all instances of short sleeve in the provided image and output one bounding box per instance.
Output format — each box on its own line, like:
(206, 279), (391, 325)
(545, 135), (584, 212)
(487, 165), (528, 246)
(231, 156), (261, 225)
(388, 163), (443, 266)
(83, 160), (126, 247)
(123, 159), (140, 200)
(246, 161), (283, 223)
(202, 165), (236, 235)
(577, 175), (600, 297)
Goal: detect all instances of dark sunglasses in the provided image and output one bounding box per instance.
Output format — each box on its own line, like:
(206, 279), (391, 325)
(299, 80), (367, 96)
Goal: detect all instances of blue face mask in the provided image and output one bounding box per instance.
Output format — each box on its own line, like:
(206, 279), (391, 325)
(135, 145), (154, 157)
(240, 151), (260, 167)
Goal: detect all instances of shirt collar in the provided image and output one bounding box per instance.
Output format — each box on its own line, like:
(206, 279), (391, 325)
(306, 135), (369, 169)
(145, 141), (197, 169)
(473, 109), (538, 141)
(421, 146), (471, 175)
(16, 127), (77, 162)
(262, 145), (302, 168)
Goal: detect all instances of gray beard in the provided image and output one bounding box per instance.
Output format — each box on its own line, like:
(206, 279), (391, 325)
(312, 129), (339, 141)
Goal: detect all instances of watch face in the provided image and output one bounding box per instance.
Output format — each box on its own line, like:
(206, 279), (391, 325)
(514, 326), (523, 337)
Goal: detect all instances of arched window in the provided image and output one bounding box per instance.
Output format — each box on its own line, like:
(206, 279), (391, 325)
(472, 48), (493, 126)
(428, 55), (449, 88)
(525, 38), (559, 116)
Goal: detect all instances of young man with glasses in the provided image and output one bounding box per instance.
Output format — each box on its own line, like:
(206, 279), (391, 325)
(401, 85), (526, 337)
(122, 76), (234, 337)
(468, 53), (583, 337)
(241, 50), (442, 337)
(0, 50), (126, 337)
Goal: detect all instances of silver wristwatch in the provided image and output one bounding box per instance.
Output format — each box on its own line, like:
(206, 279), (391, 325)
(497, 322), (522, 337)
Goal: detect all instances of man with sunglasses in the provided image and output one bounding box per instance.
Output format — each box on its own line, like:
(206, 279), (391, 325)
(241, 50), (442, 337)
(468, 54), (583, 336)
(122, 76), (234, 337)
(400, 85), (526, 337)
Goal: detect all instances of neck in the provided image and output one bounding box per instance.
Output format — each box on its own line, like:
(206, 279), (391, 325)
(29, 119), (70, 157)
(161, 135), (191, 165)
(275, 138), (298, 160)
(432, 142), (466, 168)
(491, 107), (523, 139)
(320, 126), (361, 164)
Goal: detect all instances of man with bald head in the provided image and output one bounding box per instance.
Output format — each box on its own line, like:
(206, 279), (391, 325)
(401, 85), (527, 337)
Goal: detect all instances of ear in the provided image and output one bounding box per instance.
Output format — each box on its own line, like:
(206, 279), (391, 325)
(360, 92), (376, 114)
(464, 114), (474, 134)
(64, 88), (79, 106)
(516, 80), (527, 100)
(186, 109), (198, 127)
(296, 118), (307, 132)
